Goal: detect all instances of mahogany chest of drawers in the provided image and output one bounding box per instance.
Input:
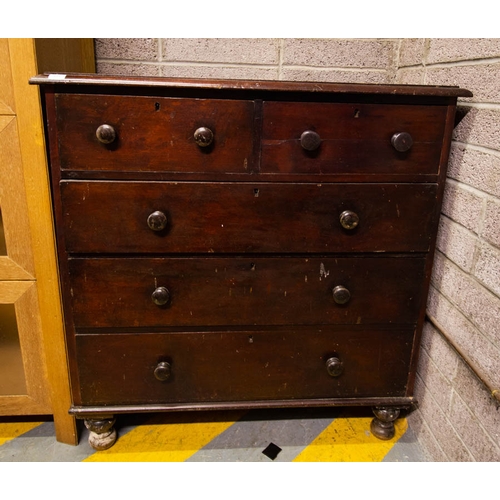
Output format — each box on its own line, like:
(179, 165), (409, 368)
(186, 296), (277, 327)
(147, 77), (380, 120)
(32, 74), (471, 450)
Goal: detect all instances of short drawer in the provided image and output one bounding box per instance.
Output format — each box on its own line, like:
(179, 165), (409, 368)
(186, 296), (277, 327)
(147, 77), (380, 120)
(68, 256), (426, 329)
(74, 328), (414, 405)
(261, 101), (447, 177)
(60, 181), (438, 254)
(54, 94), (254, 173)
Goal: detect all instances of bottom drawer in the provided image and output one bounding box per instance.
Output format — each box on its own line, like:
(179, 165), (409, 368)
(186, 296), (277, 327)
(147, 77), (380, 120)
(75, 328), (414, 406)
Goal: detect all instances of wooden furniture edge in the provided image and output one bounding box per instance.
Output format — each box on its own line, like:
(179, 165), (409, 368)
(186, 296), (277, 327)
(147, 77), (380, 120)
(29, 73), (473, 98)
(7, 38), (96, 445)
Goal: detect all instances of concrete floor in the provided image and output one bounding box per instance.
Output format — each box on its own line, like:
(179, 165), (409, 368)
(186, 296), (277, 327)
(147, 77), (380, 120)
(0, 407), (428, 462)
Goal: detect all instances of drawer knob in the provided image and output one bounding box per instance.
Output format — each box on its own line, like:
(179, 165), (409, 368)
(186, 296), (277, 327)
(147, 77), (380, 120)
(332, 285), (351, 305)
(95, 124), (116, 144)
(151, 286), (170, 307)
(147, 211), (168, 232)
(154, 361), (172, 381)
(300, 130), (321, 151)
(194, 127), (214, 147)
(326, 356), (343, 377)
(391, 132), (413, 152)
(339, 210), (359, 230)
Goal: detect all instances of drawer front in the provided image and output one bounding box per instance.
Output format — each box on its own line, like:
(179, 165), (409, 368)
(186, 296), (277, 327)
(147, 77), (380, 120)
(75, 328), (414, 405)
(68, 256), (426, 329)
(261, 101), (447, 176)
(54, 94), (254, 173)
(60, 181), (438, 254)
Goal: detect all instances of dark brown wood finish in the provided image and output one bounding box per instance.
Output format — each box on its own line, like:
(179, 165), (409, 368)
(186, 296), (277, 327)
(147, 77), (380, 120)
(31, 73), (473, 98)
(68, 256), (426, 329)
(33, 74), (471, 449)
(60, 181), (438, 254)
(75, 328), (414, 405)
(55, 94), (255, 173)
(261, 101), (446, 177)
(406, 102), (462, 396)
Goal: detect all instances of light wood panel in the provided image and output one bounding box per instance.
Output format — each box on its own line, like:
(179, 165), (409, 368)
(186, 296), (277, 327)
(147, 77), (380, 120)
(0, 282), (51, 414)
(35, 38), (95, 74)
(0, 40), (15, 114)
(0, 115), (35, 278)
(0, 38), (95, 445)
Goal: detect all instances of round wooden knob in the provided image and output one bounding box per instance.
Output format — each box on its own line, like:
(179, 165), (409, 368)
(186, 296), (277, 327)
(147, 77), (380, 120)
(332, 285), (351, 305)
(339, 210), (359, 230)
(147, 211), (168, 232)
(326, 356), (343, 377)
(96, 124), (116, 144)
(151, 286), (170, 307)
(391, 132), (413, 152)
(154, 361), (171, 381)
(194, 127), (214, 147)
(300, 130), (321, 151)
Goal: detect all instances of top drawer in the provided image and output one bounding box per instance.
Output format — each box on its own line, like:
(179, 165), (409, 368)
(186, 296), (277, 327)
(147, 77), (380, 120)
(261, 101), (447, 177)
(54, 94), (255, 174)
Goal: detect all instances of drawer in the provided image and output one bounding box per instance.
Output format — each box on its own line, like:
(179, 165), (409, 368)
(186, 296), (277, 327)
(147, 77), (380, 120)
(261, 101), (447, 176)
(68, 256), (426, 329)
(60, 181), (438, 254)
(54, 94), (255, 173)
(74, 328), (414, 405)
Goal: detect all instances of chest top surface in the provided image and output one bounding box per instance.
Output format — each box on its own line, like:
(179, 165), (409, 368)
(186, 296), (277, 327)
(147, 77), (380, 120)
(31, 72), (472, 97)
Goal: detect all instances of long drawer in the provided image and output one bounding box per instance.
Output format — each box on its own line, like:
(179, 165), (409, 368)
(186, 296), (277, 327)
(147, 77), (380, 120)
(261, 101), (447, 176)
(54, 94), (255, 173)
(68, 256), (426, 329)
(74, 328), (414, 405)
(60, 181), (438, 254)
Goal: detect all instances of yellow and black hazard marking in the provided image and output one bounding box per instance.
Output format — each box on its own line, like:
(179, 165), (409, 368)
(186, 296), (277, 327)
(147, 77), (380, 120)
(0, 408), (426, 462)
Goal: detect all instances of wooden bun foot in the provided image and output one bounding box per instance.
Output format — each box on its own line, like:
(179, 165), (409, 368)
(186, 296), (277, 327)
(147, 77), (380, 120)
(84, 418), (117, 451)
(370, 407), (400, 440)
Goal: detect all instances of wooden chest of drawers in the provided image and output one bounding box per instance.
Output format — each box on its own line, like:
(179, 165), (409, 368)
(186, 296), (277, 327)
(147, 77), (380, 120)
(32, 74), (471, 450)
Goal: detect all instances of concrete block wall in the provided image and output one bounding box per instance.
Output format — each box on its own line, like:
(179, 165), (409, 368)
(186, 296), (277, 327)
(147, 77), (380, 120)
(95, 38), (399, 83)
(396, 39), (500, 462)
(94, 38), (500, 461)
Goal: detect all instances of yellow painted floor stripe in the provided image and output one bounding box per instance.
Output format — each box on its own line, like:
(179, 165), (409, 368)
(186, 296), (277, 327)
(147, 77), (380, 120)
(0, 422), (43, 447)
(84, 411), (245, 462)
(294, 416), (407, 462)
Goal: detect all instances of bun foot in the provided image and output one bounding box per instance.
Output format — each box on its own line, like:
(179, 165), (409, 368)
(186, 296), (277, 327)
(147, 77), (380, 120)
(370, 407), (400, 440)
(84, 417), (117, 451)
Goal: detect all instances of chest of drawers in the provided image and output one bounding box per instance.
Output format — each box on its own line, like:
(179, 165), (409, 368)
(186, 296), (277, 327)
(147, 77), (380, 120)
(32, 74), (471, 450)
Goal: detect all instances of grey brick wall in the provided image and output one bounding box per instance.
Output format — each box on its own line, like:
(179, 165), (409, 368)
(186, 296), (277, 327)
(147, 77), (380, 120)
(94, 38), (500, 461)
(396, 38), (500, 462)
(95, 38), (398, 83)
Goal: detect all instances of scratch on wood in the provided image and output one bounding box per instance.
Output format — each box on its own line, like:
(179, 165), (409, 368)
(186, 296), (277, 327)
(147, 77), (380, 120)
(319, 262), (330, 281)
